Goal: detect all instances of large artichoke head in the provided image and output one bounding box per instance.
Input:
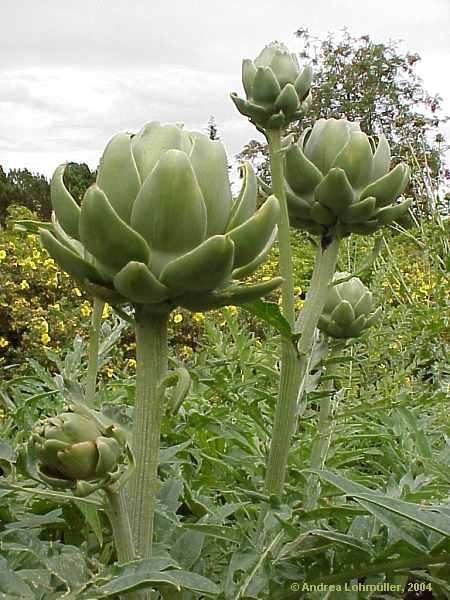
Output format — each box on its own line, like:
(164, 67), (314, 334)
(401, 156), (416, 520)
(41, 122), (282, 313)
(231, 42), (313, 131)
(318, 273), (382, 339)
(29, 404), (126, 496)
(284, 118), (411, 236)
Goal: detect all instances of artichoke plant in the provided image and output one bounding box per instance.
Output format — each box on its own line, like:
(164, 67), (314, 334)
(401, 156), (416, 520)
(28, 404), (126, 496)
(318, 273), (382, 339)
(284, 118), (411, 236)
(231, 42), (313, 131)
(41, 122), (281, 313)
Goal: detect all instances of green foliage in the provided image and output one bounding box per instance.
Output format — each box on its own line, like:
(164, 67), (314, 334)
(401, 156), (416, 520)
(63, 162), (96, 204)
(1, 31), (449, 598)
(0, 162), (95, 226)
(0, 166), (51, 225)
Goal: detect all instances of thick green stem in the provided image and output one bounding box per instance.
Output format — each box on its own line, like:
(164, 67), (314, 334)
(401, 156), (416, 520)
(85, 297), (104, 405)
(129, 308), (168, 558)
(264, 127), (341, 497)
(265, 236), (340, 496)
(263, 129), (299, 499)
(266, 129), (295, 327)
(105, 487), (135, 563)
(105, 487), (143, 600)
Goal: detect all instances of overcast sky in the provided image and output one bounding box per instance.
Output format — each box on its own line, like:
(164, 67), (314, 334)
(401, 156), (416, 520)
(1, 0), (449, 179)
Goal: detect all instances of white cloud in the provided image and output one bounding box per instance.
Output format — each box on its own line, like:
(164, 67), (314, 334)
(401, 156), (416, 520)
(0, 0), (448, 176)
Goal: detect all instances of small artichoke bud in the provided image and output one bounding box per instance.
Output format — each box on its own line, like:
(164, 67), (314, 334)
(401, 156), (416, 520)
(231, 42), (312, 131)
(318, 273), (382, 338)
(41, 123), (282, 313)
(29, 405), (126, 496)
(284, 118), (411, 237)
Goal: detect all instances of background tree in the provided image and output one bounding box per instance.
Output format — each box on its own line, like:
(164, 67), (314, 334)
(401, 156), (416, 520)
(63, 162), (96, 204)
(238, 29), (449, 217)
(0, 168), (51, 225)
(0, 162), (96, 226)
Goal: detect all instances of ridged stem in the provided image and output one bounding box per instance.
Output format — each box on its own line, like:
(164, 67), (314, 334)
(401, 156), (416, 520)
(85, 297), (104, 405)
(129, 308), (168, 558)
(105, 487), (143, 600)
(264, 143), (340, 496)
(265, 238), (339, 495)
(266, 129), (295, 327)
(264, 128), (298, 497)
(105, 487), (135, 563)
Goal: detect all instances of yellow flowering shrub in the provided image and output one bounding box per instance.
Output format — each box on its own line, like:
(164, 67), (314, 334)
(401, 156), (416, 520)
(0, 206), (94, 371)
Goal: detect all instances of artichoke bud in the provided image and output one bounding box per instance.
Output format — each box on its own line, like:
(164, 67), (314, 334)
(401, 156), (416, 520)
(41, 123), (281, 313)
(29, 405), (126, 496)
(318, 273), (382, 339)
(283, 118), (411, 237)
(231, 42), (312, 130)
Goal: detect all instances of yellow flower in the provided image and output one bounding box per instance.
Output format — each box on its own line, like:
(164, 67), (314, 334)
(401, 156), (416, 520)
(57, 321), (65, 332)
(173, 313), (183, 324)
(225, 305), (238, 315)
(80, 302), (92, 318)
(180, 345), (193, 357)
(32, 249), (41, 259)
(39, 320), (49, 333)
(192, 312), (205, 322)
(41, 333), (51, 345)
(102, 303), (112, 319)
(72, 287), (82, 297)
(127, 358), (137, 369)
(0, 337), (9, 348)
(19, 280), (30, 290)
(0, 250), (6, 260)
(105, 367), (114, 378)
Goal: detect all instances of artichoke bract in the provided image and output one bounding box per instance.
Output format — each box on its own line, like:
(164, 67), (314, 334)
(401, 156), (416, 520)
(318, 273), (382, 339)
(284, 118), (411, 236)
(29, 404), (125, 496)
(41, 122), (281, 312)
(230, 42), (313, 131)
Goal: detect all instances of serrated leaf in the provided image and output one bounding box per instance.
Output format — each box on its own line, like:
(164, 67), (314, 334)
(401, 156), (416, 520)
(241, 299), (296, 341)
(80, 567), (219, 598)
(316, 470), (450, 537)
(183, 523), (241, 543)
(308, 529), (373, 554)
(75, 500), (103, 547)
(159, 440), (192, 464)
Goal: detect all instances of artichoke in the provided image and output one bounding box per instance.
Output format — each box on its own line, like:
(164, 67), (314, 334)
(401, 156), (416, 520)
(284, 118), (411, 236)
(231, 42), (312, 131)
(318, 273), (382, 338)
(41, 122), (281, 313)
(29, 404), (125, 496)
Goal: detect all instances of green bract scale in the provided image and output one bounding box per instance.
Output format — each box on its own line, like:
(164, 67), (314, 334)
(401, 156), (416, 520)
(284, 118), (411, 236)
(41, 122), (282, 312)
(318, 273), (382, 339)
(230, 42), (313, 131)
(28, 404), (126, 497)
